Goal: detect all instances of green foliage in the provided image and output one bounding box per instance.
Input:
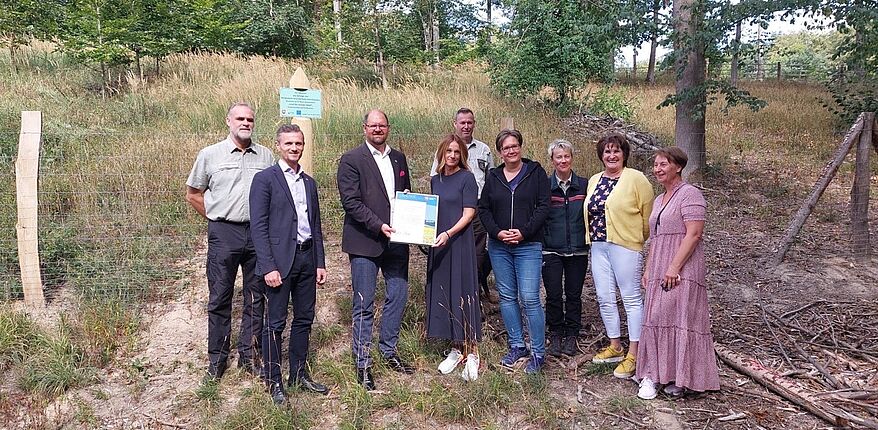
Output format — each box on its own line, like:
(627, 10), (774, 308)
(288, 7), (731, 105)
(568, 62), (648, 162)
(581, 87), (636, 121)
(0, 0), (60, 68)
(195, 378), (222, 405)
(817, 1), (878, 123)
(0, 308), (41, 370)
(766, 31), (844, 80)
(213, 389), (315, 429)
(235, 0), (315, 58)
(74, 296), (139, 366)
(488, 0), (616, 105)
(18, 315), (97, 398)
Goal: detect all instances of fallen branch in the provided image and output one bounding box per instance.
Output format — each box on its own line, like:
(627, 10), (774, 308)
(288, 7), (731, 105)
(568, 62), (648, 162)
(780, 300), (826, 320)
(139, 412), (190, 429)
(715, 343), (878, 428)
(603, 411), (643, 427)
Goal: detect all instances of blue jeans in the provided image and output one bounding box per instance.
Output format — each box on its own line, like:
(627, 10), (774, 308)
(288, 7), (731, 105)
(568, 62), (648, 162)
(488, 239), (545, 356)
(350, 243), (410, 368)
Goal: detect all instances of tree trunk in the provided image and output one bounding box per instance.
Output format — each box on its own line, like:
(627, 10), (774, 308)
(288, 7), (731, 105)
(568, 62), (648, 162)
(135, 51), (143, 82)
(730, 21), (741, 85)
(632, 50), (637, 80)
(755, 27), (764, 81)
(9, 43), (17, 73)
(373, 2), (387, 90)
(431, 5), (440, 66)
(333, 0), (342, 43)
(646, 2), (659, 84)
(672, 0), (706, 177)
(486, 0), (492, 23)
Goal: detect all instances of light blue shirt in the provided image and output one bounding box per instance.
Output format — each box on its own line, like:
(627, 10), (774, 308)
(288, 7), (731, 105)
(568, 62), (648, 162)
(278, 160), (312, 243)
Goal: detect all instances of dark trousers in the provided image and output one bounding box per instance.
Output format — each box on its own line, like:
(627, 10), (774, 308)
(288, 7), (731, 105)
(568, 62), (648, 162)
(262, 246), (316, 386)
(350, 243), (409, 369)
(472, 216), (492, 294)
(206, 220), (263, 370)
(541, 253), (588, 337)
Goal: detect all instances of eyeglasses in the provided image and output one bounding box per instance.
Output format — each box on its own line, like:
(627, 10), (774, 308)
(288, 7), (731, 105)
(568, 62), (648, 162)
(365, 124), (388, 129)
(500, 144), (520, 153)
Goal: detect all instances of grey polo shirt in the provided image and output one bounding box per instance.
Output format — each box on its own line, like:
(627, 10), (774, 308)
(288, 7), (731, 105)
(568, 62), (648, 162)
(429, 138), (494, 197)
(186, 137), (274, 222)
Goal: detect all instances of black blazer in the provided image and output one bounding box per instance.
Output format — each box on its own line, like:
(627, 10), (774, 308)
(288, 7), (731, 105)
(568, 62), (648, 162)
(249, 164), (325, 278)
(337, 142), (411, 257)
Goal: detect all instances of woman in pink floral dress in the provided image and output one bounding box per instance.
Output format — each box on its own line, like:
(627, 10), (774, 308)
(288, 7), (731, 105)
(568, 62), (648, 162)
(636, 146), (720, 400)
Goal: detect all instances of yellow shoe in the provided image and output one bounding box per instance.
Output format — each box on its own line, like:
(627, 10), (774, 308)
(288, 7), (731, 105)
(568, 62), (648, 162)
(613, 353), (636, 379)
(592, 345), (625, 364)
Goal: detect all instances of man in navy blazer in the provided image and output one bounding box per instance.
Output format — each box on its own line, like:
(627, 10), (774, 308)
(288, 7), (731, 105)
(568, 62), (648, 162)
(250, 124), (328, 405)
(337, 110), (413, 391)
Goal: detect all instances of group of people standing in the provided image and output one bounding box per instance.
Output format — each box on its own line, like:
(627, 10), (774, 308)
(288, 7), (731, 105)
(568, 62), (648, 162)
(185, 103), (719, 406)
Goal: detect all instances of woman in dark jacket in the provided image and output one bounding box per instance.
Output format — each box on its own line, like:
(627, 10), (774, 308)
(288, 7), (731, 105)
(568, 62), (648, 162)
(479, 129), (550, 373)
(541, 139), (588, 358)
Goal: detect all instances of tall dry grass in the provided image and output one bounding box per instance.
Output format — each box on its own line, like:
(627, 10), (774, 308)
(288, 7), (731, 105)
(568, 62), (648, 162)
(625, 80), (840, 165)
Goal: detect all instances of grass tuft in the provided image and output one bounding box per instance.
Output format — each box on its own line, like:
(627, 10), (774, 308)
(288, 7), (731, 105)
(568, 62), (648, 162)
(17, 315), (96, 398)
(0, 307), (41, 370)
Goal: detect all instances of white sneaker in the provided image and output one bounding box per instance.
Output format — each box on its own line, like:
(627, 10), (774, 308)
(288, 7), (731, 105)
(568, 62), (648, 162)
(638, 377), (658, 400)
(438, 349), (463, 374)
(460, 354), (479, 382)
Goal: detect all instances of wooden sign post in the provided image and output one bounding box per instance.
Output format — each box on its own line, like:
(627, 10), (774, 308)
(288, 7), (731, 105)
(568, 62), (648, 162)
(289, 67), (315, 174)
(15, 111), (45, 308)
(499, 117), (514, 131)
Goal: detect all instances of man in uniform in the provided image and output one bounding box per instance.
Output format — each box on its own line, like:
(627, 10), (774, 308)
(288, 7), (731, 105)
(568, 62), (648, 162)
(185, 102), (274, 381)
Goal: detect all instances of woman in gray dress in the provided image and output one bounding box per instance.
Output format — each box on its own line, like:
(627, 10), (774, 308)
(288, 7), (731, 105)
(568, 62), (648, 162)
(426, 134), (482, 381)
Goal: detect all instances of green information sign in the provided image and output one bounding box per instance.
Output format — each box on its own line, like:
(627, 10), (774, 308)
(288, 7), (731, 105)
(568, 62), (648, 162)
(279, 88), (322, 118)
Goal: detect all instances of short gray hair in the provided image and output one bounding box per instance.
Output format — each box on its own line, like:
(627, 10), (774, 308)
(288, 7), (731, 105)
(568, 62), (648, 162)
(547, 139), (574, 157)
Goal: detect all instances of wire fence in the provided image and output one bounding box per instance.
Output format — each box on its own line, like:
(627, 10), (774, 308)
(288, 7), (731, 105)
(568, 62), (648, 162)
(2, 128), (580, 304)
(616, 61), (837, 83)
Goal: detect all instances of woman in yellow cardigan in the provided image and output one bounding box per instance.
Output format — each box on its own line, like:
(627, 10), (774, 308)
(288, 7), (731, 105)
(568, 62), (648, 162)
(585, 133), (654, 379)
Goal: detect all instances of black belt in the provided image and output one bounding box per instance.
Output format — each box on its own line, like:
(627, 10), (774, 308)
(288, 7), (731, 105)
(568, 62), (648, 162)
(297, 239), (313, 251)
(211, 219), (249, 226)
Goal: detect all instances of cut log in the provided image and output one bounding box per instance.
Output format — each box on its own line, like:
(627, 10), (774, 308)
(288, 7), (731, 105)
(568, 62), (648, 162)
(771, 113), (865, 265)
(715, 343), (878, 428)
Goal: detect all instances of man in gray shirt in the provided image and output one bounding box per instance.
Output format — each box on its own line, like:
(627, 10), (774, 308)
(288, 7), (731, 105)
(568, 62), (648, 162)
(186, 102), (275, 381)
(429, 108), (496, 302)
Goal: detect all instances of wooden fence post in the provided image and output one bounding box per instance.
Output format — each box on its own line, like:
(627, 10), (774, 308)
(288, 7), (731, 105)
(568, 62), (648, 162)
(15, 111), (45, 308)
(851, 112), (874, 261)
(289, 67), (315, 175)
(776, 62), (782, 80)
(771, 113), (865, 266)
(499, 117), (514, 131)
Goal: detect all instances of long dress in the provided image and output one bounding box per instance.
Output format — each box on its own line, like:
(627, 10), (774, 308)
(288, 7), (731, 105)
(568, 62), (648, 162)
(636, 182), (720, 391)
(426, 169), (482, 342)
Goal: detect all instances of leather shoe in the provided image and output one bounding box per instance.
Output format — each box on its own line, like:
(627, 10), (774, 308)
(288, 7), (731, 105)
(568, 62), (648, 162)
(269, 383), (287, 406)
(205, 361), (227, 382)
(290, 373), (330, 395)
(547, 333), (563, 358)
(383, 354), (415, 374)
(561, 336), (579, 356)
(238, 361), (261, 378)
(356, 367), (376, 391)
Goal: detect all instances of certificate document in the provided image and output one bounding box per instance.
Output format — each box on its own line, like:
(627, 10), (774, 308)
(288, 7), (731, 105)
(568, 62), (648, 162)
(390, 192), (439, 245)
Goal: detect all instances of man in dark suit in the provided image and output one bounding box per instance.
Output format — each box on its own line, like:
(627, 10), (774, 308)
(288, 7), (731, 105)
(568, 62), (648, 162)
(337, 109), (414, 391)
(250, 124), (328, 405)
